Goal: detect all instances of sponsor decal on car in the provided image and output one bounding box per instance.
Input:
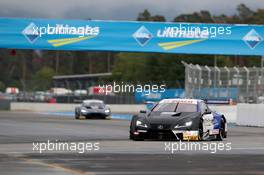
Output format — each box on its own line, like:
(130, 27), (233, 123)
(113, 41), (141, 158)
(183, 131), (199, 141)
(209, 129), (220, 135)
(172, 130), (199, 141)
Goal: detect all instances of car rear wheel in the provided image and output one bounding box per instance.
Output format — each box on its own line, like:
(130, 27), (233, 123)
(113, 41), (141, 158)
(216, 119), (225, 141)
(198, 120), (204, 141)
(75, 113), (80, 119)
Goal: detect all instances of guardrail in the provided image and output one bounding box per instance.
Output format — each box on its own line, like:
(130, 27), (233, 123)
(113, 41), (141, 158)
(0, 100), (11, 110)
(10, 102), (237, 123)
(10, 102), (145, 114)
(237, 104), (264, 127)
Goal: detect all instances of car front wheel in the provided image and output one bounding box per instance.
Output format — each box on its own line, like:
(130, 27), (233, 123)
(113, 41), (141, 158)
(216, 119), (225, 141)
(129, 132), (144, 141)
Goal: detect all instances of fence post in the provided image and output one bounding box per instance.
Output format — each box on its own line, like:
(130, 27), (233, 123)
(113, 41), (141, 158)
(261, 56), (264, 93)
(244, 66), (249, 103)
(215, 66), (221, 99)
(253, 67), (258, 103)
(234, 67), (240, 102)
(205, 65), (211, 99)
(196, 64), (202, 92)
(224, 66), (230, 100)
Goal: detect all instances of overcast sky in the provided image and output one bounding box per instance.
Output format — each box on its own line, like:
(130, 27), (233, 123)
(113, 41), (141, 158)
(0, 0), (262, 20)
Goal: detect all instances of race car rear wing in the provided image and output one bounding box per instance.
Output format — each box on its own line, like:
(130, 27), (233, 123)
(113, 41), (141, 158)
(203, 99), (235, 105)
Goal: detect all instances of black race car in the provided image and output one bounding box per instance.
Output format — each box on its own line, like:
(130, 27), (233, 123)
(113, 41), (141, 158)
(75, 100), (111, 119)
(130, 99), (227, 141)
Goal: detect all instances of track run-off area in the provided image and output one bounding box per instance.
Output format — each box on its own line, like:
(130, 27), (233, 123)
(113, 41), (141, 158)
(0, 111), (264, 175)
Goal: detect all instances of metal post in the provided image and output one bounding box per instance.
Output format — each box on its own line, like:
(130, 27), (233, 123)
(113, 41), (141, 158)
(189, 64), (194, 98)
(214, 55), (217, 67)
(234, 67), (240, 102)
(253, 67), (258, 103)
(181, 61), (190, 98)
(224, 66), (230, 100)
(196, 64), (202, 93)
(261, 56), (264, 69)
(65, 80), (70, 103)
(244, 66), (249, 103)
(215, 66), (221, 99)
(261, 56), (264, 87)
(205, 66), (211, 99)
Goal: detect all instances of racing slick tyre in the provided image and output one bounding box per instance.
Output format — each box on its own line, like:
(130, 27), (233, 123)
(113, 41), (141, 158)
(198, 120), (204, 141)
(216, 119), (225, 141)
(75, 113), (80, 120)
(129, 115), (145, 141)
(129, 133), (144, 141)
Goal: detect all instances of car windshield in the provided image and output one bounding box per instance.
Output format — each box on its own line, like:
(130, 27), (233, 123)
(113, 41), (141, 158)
(83, 102), (104, 109)
(152, 103), (197, 113)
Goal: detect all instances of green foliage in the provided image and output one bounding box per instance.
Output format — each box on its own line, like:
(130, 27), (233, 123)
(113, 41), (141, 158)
(137, 9), (166, 22)
(174, 11), (214, 23)
(32, 67), (55, 90)
(237, 3), (254, 21)
(251, 9), (264, 24)
(112, 53), (230, 87)
(0, 81), (5, 92)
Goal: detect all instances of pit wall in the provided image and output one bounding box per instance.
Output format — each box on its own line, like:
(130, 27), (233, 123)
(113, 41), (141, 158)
(237, 103), (264, 127)
(11, 102), (264, 127)
(10, 102), (237, 123)
(10, 102), (146, 114)
(210, 105), (237, 123)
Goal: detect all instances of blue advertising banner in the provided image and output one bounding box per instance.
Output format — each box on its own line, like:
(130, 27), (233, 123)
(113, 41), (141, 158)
(0, 17), (264, 55)
(135, 88), (185, 103)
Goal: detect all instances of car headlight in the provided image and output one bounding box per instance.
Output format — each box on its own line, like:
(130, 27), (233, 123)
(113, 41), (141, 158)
(174, 121), (192, 128)
(185, 121), (192, 127)
(105, 109), (110, 113)
(81, 109), (87, 113)
(136, 120), (148, 128)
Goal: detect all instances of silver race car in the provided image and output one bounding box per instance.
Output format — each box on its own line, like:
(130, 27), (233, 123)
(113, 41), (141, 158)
(75, 100), (111, 119)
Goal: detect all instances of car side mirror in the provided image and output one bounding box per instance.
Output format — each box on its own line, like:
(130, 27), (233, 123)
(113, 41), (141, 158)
(203, 109), (211, 115)
(140, 110), (147, 114)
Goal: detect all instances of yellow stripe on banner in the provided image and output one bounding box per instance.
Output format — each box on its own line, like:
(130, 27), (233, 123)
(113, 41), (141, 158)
(48, 36), (96, 47)
(158, 39), (206, 50)
(48, 37), (82, 44)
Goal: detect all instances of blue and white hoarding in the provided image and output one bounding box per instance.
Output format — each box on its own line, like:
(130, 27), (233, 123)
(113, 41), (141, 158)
(0, 18), (264, 55)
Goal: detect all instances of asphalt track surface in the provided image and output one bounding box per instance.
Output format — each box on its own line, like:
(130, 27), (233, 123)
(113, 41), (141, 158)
(0, 111), (264, 175)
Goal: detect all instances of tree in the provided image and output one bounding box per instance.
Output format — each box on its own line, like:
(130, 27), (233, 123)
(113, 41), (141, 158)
(151, 15), (166, 22)
(137, 9), (152, 21)
(137, 9), (166, 22)
(237, 3), (253, 21)
(0, 81), (5, 92)
(174, 11), (213, 23)
(200, 11), (213, 22)
(32, 67), (55, 90)
(251, 9), (264, 24)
